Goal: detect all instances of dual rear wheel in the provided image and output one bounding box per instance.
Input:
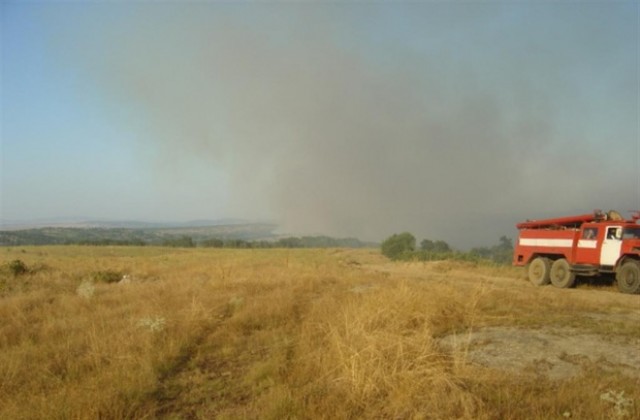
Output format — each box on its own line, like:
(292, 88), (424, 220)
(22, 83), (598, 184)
(528, 257), (575, 288)
(549, 258), (576, 288)
(527, 257), (551, 286)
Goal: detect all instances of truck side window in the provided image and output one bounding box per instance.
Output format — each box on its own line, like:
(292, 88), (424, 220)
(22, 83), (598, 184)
(582, 228), (598, 239)
(622, 227), (640, 239)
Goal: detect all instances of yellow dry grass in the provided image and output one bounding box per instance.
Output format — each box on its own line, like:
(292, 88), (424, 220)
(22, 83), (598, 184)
(1, 246), (638, 419)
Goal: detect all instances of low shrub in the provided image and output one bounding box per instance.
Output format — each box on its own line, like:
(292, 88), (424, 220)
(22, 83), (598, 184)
(92, 270), (123, 283)
(7, 259), (29, 276)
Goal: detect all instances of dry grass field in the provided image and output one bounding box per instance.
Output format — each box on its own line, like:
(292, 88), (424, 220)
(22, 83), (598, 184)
(1, 246), (638, 419)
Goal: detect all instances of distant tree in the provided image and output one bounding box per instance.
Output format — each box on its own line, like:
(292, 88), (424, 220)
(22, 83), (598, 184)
(470, 236), (513, 264)
(498, 236), (513, 250)
(420, 239), (434, 251)
(420, 239), (451, 253)
(469, 246), (491, 259)
(381, 232), (416, 260)
(276, 237), (303, 248)
(225, 239), (251, 248)
(493, 236), (514, 264)
(201, 238), (224, 248)
(162, 236), (195, 248)
(253, 240), (272, 248)
(433, 240), (451, 253)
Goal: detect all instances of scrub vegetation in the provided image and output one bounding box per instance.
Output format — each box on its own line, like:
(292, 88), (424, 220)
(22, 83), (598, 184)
(381, 232), (514, 265)
(1, 246), (638, 419)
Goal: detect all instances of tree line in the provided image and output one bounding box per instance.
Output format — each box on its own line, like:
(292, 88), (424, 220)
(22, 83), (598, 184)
(0, 228), (374, 249)
(381, 232), (513, 265)
(164, 235), (372, 249)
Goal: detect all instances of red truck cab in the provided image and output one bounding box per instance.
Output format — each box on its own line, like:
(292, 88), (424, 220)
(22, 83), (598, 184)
(513, 210), (640, 294)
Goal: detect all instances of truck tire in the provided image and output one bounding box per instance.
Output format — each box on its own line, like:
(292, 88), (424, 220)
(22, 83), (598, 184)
(616, 260), (640, 294)
(528, 257), (551, 286)
(550, 258), (576, 288)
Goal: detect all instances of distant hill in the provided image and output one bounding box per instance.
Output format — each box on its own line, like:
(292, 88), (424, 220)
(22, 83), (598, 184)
(0, 218), (254, 231)
(0, 222), (376, 248)
(0, 223), (278, 246)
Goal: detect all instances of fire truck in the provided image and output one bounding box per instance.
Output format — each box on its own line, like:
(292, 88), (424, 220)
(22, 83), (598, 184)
(513, 210), (640, 294)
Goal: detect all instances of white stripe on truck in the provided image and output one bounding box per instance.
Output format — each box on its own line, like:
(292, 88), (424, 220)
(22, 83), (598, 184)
(577, 240), (597, 249)
(519, 238), (573, 247)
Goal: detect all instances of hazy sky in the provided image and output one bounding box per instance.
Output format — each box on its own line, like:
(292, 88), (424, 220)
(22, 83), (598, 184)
(2, 1), (638, 247)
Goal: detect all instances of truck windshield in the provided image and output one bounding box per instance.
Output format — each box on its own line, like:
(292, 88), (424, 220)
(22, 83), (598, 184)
(622, 227), (640, 239)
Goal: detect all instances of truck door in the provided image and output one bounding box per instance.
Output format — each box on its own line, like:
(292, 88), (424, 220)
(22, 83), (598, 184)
(600, 226), (622, 267)
(575, 226), (600, 264)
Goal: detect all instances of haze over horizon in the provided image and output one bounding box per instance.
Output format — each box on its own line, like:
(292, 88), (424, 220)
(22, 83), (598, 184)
(2, 2), (638, 248)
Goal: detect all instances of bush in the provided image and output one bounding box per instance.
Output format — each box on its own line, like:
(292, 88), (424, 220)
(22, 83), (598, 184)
(381, 234), (511, 265)
(381, 232), (416, 260)
(420, 239), (451, 253)
(8, 259), (28, 276)
(92, 270), (123, 283)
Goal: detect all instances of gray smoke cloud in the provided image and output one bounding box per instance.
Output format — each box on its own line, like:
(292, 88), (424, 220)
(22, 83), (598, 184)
(48, 3), (638, 247)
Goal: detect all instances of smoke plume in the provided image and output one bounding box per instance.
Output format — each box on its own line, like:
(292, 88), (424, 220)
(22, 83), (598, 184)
(48, 4), (638, 247)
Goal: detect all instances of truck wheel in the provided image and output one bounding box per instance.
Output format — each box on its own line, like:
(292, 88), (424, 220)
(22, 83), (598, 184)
(550, 259), (576, 288)
(616, 261), (640, 294)
(528, 257), (551, 286)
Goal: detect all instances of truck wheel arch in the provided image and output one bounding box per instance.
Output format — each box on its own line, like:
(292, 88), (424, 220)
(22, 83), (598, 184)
(616, 255), (640, 270)
(526, 253), (562, 265)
